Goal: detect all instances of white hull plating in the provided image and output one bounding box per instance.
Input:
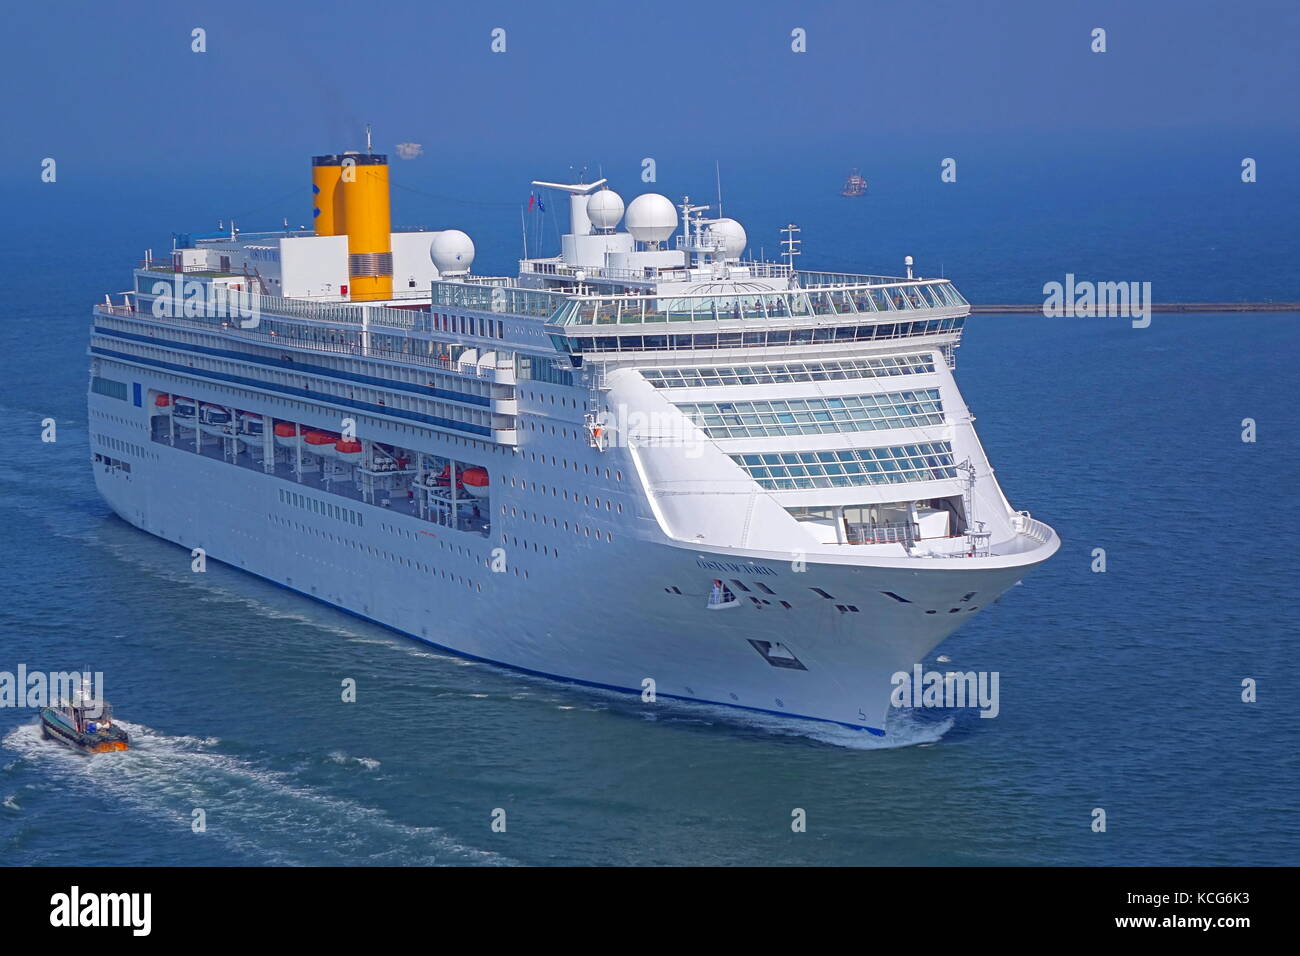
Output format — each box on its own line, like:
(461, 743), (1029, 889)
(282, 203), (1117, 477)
(90, 392), (1054, 734)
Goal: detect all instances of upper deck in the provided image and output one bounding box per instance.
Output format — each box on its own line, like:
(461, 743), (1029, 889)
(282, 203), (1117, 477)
(109, 168), (971, 384)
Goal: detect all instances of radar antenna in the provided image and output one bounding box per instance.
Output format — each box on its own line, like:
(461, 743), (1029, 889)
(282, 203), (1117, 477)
(779, 223), (802, 270)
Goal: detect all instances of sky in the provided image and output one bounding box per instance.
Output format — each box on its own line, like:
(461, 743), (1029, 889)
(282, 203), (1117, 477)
(3, 0), (1296, 175)
(1, 0), (1296, 289)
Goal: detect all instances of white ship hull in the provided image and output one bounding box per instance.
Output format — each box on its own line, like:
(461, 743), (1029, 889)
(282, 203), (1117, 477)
(90, 391), (1052, 734)
(88, 159), (1060, 738)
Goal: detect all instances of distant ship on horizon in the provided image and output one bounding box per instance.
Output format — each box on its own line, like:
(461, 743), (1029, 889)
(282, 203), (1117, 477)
(842, 169), (868, 197)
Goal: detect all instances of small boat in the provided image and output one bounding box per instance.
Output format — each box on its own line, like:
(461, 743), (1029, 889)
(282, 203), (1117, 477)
(40, 697), (130, 754)
(842, 169), (867, 197)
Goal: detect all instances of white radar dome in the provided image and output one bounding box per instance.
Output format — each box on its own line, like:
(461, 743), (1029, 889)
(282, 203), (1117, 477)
(625, 193), (678, 245)
(430, 230), (475, 275)
(706, 218), (747, 259)
(586, 189), (625, 232)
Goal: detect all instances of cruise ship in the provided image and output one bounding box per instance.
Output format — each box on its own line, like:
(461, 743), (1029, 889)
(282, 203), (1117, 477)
(87, 148), (1059, 735)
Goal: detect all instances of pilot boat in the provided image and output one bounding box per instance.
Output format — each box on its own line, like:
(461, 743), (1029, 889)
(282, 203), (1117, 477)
(40, 697), (130, 754)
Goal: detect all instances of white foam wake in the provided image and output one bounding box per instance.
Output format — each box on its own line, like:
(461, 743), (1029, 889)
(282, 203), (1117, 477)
(2, 720), (512, 866)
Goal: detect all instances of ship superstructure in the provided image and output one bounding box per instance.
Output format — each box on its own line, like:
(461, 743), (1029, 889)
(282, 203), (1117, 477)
(87, 150), (1058, 734)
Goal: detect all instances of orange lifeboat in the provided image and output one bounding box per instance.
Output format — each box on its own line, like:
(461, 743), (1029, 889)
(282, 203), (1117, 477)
(460, 467), (490, 499)
(154, 393), (172, 407)
(335, 438), (364, 461)
(273, 422), (301, 449)
(303, 430), (341, 458)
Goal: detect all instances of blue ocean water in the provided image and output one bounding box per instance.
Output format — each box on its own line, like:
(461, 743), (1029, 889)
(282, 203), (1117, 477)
(1, 157), (1297, 866)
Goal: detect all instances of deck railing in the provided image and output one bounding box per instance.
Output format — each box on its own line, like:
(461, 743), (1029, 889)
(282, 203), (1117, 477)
(844, 520), (918, 547)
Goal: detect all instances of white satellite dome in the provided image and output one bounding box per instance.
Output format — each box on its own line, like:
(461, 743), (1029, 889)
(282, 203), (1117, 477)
(586, 189), (624, 232)
(706, 218), (747, 259)
(625, 193), (678, 245)
(430, 230), (475, 275)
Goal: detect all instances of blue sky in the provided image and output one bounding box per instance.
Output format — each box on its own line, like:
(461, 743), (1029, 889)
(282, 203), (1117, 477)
(3, 0), (1297, 179)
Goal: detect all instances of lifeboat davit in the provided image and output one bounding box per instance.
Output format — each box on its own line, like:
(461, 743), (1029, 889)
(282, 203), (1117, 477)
(273, 422), (301, 448)
(198, 403), (233, 435)
(335, 439), (364, 462)
(460, 467), (490, 499)
(303, 430), (341, 458)
(238, 411), (264, 437)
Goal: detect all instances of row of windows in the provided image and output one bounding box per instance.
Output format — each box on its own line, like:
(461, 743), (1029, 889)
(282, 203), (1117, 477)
(518, 357), (576, 386)
(93, 330), (499, 434)
(499, 503), (616, 542)
(269, 514), (488, 588)
(675, 389), (945, 439)
(278, 487), (364, 527)
(560, 318), (964, 353)
(142, 365), (506, 463)
(117, 306), (497, 399)
(731, 442), (959, 490)
(93, 452), (131, 473)
(430, 312), (505, 340)
(91, 375), (128, 400)
(94, 432), (153, 460)
(90, 408), (140, 429)
(640, 354), (937, 388)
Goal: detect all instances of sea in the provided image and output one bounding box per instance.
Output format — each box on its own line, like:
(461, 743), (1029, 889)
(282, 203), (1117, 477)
(1, 147), (1297, 866)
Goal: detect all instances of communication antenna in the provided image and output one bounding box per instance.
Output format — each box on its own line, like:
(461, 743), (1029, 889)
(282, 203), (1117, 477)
(678, 196), (711, 255)
(715, 161), (723, 220)
(365, 123), (373, 155)
(779, 223), (801, 269)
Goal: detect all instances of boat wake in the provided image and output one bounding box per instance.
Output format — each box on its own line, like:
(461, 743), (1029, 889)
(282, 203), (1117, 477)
(1, 720), (512, 866)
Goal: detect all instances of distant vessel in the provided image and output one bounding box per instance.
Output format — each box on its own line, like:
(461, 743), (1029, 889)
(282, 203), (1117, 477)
(40, 697), (130, 754)
(842, 169), (867, 197)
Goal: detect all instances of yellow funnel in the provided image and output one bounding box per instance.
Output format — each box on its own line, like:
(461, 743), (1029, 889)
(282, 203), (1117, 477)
(340, 153), (393, 301)
(311, 155), (346, 237)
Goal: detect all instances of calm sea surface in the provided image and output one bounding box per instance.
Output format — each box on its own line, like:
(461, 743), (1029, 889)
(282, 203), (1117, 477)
(1, 160), (1297, 865)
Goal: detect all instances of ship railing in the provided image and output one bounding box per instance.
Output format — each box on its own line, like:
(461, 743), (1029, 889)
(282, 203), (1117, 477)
(138, 260), (257, 276)
(675, 233), (728, 251)
(93, 307), (510, 379)
(126, 287), (524, 363)
(518, 259), (794, 283)
(1011, 511), (1053, 543)
(798, 271), (969, 302)
(553, 281), (967, 326)
(430, 280), (569, 320)
(843, 520), (918, 547)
